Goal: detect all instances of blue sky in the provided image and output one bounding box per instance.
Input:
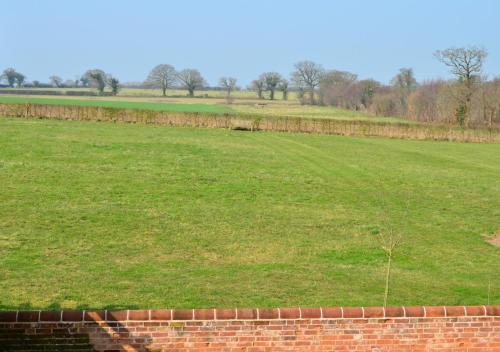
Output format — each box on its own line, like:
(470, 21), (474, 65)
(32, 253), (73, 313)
(2, 0), (499, 86)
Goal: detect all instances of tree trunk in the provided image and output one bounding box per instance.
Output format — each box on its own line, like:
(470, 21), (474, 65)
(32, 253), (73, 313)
(270, 89), (275, 100)
(162, 86), (166, 97)
(383, 252), (392, 307)
(188, 88), (194, 97)
(310, 87), (315, 105)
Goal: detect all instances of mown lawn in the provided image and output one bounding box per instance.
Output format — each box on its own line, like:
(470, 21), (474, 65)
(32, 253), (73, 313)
(0, 96), (232, 114)
(0, 117), (498, 310)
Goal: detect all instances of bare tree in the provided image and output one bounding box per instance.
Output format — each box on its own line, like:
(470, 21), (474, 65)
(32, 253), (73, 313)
(377, 228), (403, 307)
(146, 64), (177, 96)
(375, 192), (407, 307)
(49, 75), (63, 88)
(177, 69), (206, 97)
(291, 60), (325, 104)
(358, 79), (381, 108)
(1, 68), (21, 87)
(435, 46), (488, 127)
(219, 77), (237, 97)
(82, 69), (107, 94)
(250, 78), (265, 99)
(278, 79), (289, 100)
(391, 68), (418, 113)
(260, 72), (282, 100)
(481, 78), (500, 128)
(319, 70), (358, 108)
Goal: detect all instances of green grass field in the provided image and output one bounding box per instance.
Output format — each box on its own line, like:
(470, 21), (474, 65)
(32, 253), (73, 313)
(0, 117), (498, 310)
(0, 93), (408, 124)
(0, 96), (232, 114)
(0, 87), (287, 100)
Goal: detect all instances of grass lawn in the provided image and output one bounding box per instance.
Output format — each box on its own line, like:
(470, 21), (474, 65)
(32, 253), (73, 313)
(0, 96), (233, 114)
(0, 117), (498, 310)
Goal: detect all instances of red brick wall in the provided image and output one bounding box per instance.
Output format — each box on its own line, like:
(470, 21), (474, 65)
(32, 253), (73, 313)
(0, 306), (498, 351)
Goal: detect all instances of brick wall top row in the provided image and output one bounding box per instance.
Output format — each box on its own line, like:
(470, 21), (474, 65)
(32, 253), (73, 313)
(0, 306), (498, 323)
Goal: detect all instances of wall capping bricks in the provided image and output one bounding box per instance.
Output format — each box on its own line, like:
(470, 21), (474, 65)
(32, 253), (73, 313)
(1, 306), (498, 351)
(0, 305), (498, 323)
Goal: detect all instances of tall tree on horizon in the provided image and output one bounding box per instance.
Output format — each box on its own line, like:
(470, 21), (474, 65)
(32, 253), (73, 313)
(146, 64), (177, 96)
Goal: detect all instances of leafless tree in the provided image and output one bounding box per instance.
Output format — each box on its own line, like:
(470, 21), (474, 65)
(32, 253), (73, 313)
(375, 192), (407, 307)
(435, 46), (488, 126)
(391, 68), (418, 113)
(319, 70), (358, 108)
(250, 78), (265, 99)
(146, 64), (177, 96)
(219, 77), (237, 97)
(49, 75), (63, 88)
(291, 60), (325, 104)
(377, 228), (403, 307)
(82, 69), (107, 94)
(260, 72), (282, 100)
(481, 78), (500, 128)
(407, 80), (447, 123)
(177, 69), (206, 97)
(278, 79), (289, 100)
(358, 79), (381, 108)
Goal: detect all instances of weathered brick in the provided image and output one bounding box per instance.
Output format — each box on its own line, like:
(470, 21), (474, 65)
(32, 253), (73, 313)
(128, 310), (149, 321)
(215, 308), (236, 320)
(0, 306), (497, 350)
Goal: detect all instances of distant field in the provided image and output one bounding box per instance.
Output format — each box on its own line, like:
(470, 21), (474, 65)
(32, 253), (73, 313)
(0, 96), (233, 114)
(0, 117), (498, 309)
(0, 87), (289, 100)
(0, 92), (407, 123)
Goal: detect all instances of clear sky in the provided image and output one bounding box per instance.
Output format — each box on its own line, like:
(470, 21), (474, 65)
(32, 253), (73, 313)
(2, 0), (499, 86)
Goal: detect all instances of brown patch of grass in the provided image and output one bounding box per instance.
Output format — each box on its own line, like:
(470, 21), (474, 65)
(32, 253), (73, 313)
(485, 233), (500, 247)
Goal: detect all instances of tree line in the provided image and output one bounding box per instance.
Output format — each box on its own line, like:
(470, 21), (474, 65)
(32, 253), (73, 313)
(1, 46), (499, 127)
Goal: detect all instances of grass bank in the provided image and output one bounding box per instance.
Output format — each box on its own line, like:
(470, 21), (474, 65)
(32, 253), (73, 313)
(0, 117), (498, 309)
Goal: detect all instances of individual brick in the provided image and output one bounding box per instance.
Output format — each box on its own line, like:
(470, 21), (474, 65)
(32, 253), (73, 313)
(128, 310), (149, 321)
(62, 310), (84, 321)
(279, 308), (301, 319)
(465, 306), (486, 316)
(215, 309), (236, 320)
(424, 306), (445, 317)
(322, 307), (342, 319)
(258, 308), (279, 319)
(84, 310), (106, 322)
(150, 309), (172, 321)
(445, 306), (466, 317)
(39, 311), (61, 322)
(405, 306), (425, 317)
(384, 306), (405, 318)
(17, 311), (39, 322)
(194, 309), (215, 320)
(342, 307), (363, 318)
(300, 308), (321, 319)
(106, 310), (128, 321)
(236, 308), (257, 320)
(172, 309), (193, 320)
(363, 307), (384, 318)
(0, 311), (17, 322)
